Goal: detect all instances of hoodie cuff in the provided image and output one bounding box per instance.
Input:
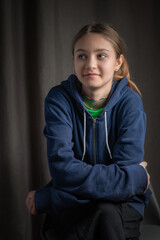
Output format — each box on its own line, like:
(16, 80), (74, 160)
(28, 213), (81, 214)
(35, 187), (52, 214)
(138, 165), (149, 193)
(124, 164), (148, 196)
(132, 164), (148, 195)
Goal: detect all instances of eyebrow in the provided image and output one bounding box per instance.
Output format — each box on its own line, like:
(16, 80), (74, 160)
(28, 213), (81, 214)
(75, 48), (110, 53)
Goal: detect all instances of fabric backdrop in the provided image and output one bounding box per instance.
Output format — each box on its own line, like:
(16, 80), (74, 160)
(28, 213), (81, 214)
(0, 0), (160, 239)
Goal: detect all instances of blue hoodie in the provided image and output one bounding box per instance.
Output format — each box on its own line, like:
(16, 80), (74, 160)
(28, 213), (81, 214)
(35, 74), (151, 217)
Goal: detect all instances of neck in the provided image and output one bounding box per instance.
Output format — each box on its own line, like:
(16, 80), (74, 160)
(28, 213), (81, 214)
(81, 81), (113, 100)
(81, 83), (113, 110)
(82, 94), (108, 110)
(82, 89), (107, 100)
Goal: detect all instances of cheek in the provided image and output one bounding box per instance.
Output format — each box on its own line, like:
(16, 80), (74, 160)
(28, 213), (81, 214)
(101, 61), (113, 71)
(74, 64), (80, 73)
(105, 60), (117, 71)
(74, 61), (84, 72)
(74, 61), (78, 72)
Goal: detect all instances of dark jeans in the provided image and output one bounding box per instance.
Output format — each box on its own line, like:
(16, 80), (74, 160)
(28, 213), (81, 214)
(41, 202), (143, 240)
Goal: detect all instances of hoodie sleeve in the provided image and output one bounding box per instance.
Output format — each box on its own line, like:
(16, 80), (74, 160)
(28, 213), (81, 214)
(35, 88), (148, 214)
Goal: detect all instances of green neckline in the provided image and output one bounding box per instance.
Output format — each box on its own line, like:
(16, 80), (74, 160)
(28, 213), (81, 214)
(84, 105), (105, 119)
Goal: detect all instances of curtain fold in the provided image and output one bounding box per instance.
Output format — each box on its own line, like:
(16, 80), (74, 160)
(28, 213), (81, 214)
(0, 0), (95, 239)
(0, 0), (159, 239)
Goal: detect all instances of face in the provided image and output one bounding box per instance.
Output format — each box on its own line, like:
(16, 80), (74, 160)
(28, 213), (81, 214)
(73, 33), (123, 97)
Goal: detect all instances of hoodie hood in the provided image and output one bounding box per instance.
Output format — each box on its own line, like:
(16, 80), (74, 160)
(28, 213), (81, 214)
(61, 74), (129, 112)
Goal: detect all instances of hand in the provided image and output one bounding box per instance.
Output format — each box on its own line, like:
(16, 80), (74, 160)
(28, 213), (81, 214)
(26, 190), (37, 215)
(139, 161), (150, 192)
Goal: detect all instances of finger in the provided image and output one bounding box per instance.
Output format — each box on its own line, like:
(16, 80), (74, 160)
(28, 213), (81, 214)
(148, 173), (150, 184)
(140, 161), (148, 168)
(26, 191), (35, 205)
(26, 191), (36, 214)
(26, 197), (34, 212)
(142, 161), (147, 167)
(31, 206), (37, 215)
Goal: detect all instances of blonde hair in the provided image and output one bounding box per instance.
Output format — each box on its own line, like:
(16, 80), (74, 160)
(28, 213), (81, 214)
(72, 23), (141, 96)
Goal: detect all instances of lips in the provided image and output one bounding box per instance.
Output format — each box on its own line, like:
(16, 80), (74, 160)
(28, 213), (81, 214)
(83, 73), (100, 77)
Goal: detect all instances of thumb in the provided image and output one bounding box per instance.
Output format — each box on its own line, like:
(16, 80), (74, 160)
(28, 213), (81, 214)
(139, 161), (148, 169)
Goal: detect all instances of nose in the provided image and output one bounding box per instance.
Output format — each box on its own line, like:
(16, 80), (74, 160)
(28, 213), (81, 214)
(86, 56), (97, 69)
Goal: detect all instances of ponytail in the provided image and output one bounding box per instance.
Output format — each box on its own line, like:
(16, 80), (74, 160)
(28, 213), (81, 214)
(114, 57), (142, 96)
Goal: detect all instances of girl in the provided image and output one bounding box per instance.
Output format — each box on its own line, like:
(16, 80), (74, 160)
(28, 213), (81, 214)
(26, 23), (151, 240)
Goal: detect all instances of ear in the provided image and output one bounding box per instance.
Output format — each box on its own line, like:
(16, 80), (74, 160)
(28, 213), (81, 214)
(115, 54), (124, 71)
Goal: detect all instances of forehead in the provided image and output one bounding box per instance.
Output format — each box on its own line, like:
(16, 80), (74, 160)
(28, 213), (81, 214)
(74, 33), (114, 52)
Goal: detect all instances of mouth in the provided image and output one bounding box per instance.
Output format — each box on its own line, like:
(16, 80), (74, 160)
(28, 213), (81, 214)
(83, 73), (100, 77)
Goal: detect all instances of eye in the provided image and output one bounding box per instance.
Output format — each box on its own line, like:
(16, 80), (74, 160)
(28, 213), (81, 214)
(77, 54), (86, 60)
(97, 54), (106, 59)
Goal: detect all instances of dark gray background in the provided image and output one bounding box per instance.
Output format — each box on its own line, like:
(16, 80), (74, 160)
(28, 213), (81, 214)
(0, 0), (159, 239)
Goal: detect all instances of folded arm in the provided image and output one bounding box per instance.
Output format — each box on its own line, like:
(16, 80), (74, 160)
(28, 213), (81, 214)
(34, 93), (148, 214)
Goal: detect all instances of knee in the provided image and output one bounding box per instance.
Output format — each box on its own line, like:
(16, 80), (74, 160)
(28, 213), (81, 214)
(95, 202), (122, 220)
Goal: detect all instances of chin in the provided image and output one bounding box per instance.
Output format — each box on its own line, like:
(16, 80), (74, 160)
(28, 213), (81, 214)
(84, 83), (102, 90)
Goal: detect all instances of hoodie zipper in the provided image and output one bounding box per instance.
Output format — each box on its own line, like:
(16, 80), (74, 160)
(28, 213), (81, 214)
(93, 118), (97, 165)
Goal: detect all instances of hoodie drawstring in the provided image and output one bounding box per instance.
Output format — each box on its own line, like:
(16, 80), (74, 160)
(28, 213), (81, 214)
(81, 111), (112, 161)
(82, 110), (86, 161)
(104, 111), (112, 159)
